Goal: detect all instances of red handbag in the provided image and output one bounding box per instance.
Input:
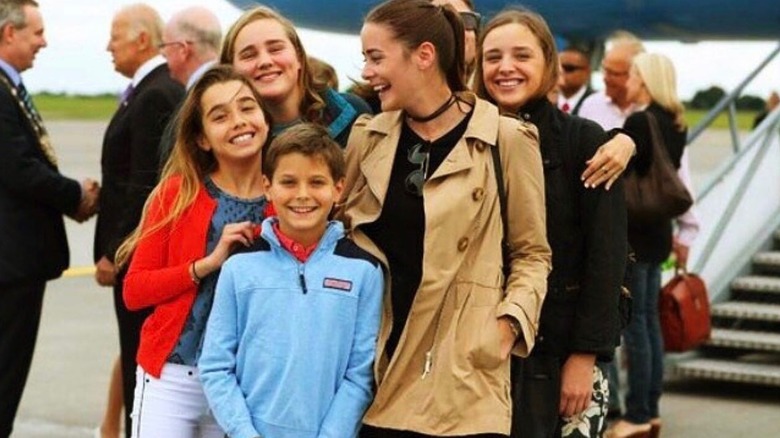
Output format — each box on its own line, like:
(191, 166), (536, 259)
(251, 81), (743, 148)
(659, 270), (711, 352)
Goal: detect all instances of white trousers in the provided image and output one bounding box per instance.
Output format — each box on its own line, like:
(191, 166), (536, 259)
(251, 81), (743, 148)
(131, 363), (224, 438)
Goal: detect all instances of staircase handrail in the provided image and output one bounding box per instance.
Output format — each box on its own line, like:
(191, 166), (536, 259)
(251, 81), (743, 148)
(687, 42), (780, 145)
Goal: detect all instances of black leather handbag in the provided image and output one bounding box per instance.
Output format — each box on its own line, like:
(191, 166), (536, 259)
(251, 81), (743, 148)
(624, 112), (693, 225)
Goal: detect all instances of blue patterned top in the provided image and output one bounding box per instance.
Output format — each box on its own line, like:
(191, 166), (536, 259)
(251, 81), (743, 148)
(167, 177), (266, 366)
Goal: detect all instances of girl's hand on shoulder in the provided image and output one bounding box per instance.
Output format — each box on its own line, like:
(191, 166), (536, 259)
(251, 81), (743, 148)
(201, 221), (257, 274)
(581, 133), (635, 190)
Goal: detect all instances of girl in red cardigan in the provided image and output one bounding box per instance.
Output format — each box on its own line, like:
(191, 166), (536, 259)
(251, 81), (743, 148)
(114, 65), (271, 438)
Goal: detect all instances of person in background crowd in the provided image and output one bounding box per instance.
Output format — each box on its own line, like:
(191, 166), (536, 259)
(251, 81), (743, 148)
(339, 1), (552, 436)
(557, 43), (594, 115)
(605, 53), (694, 438)
(95, 4), (184, 436)
(752, 90), (779, 129)
(220, 6), (372, 147)
(117, 65), (270, 437)
(474, 8), (628, 437)
(309, 55), (339, 90)
(578, 32), (644, 130)
(161, 6), (221, 89)
(578, 34), (699, 423)
(431, 0), (480, 84)
(0, 1), (98, 435)
(157, 6), (222, 172)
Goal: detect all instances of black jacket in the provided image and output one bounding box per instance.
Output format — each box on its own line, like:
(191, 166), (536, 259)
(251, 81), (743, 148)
(624, 102), (687, 263)
(94, 64), (184, 263)
(518, 99), (627, 361)
(0, 69), (81, 284)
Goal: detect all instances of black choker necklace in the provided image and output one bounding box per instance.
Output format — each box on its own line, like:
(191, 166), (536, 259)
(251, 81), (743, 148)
(406, 94), (457, 123)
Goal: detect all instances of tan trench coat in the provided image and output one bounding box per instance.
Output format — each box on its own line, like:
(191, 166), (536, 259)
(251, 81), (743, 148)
(338, 94), (551, 436)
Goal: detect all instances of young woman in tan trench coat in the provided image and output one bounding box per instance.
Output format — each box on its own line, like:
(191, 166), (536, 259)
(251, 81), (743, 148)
(336, 1), (552, 436)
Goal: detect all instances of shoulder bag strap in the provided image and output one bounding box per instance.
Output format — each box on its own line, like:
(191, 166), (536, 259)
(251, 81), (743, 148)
(491, 131), (510, 286)
(645, 111), (675, 165)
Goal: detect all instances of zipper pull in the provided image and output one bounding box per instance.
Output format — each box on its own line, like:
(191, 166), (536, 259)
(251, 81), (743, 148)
(299, 271), (308, 294)
(422, 350), (433, 379)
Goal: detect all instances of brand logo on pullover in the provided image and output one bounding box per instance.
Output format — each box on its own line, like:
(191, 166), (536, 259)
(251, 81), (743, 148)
(323, 277), (353, 292)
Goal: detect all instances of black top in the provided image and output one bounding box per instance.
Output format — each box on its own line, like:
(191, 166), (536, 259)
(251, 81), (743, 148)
(623, 102), (688, 263)
(362, 112), (471, 359)
(518, 98), (627, 360)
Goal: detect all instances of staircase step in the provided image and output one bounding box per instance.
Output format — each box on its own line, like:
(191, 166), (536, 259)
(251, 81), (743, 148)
(754, 251), (780, 274)
(711, 302), (780, 322)
(674, 358), (780, 386)
(707, 328), (780, 352)
(731, 276), (780, 303)
(732, 276), (780, 294)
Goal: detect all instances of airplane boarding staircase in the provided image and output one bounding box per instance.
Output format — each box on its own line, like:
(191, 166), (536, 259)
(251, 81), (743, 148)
(669, 43), (780, 386)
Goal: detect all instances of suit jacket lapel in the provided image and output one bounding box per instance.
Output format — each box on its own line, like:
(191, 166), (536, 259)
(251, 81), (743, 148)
(0, 69), (57, 167)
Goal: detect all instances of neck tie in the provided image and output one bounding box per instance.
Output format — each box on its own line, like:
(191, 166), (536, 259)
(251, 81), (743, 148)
(120, 83), (134, 106)
(17, 82), (58, 166)
(17, 82), (41, 122)
(562, 102), (571, 113)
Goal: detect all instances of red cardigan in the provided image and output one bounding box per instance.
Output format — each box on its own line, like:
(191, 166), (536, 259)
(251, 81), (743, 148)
(123, 176), (216, 378)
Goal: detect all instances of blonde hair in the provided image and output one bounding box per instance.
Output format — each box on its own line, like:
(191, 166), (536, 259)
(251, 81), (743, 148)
(115, 65), (269, 267)
(632, 53), (686, 130)
(220, 6), (329, 123)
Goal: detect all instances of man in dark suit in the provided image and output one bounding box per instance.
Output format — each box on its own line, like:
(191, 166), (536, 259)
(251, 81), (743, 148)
(94, 4), (184, 436)
(0, 1), (98, 436)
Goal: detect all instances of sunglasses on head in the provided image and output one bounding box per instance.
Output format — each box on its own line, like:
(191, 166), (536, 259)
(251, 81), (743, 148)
(561, 63), (587, 73)
(405, 142), (431, 197)
(459, 11), (481, 31)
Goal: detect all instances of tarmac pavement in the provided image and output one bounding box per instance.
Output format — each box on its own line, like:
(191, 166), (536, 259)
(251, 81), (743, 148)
(8, 120), (779, 437)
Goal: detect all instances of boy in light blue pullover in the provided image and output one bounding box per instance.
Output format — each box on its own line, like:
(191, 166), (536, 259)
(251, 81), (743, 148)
(199, 124), (383, 438)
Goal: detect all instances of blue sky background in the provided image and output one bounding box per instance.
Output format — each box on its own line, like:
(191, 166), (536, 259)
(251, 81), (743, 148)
(24, 0), (780, 102)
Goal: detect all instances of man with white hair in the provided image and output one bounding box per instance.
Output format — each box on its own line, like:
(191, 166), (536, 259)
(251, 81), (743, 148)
(94, 5), (183, 436)
(157, 6), (221, 166)
(160, 6), (221, 89)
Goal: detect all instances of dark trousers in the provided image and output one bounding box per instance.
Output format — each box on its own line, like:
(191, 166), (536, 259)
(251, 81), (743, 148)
(511, 354), (562, 438)
(0, 280), (46, 438)
(361, 424), (506, 437)
(113, 278), (151, 438)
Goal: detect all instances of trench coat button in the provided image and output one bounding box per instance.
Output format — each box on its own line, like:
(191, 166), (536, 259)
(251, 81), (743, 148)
(472, 187), (484, 201)
(457, 237), (469, 252)
(475, 142), (486, 152)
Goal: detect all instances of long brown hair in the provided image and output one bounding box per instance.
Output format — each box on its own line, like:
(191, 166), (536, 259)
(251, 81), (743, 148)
(220, 6), (329, 123)
(474, 8), (560, 105)
(115, 65), (269, 267)
(366, 0), (468, 93)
